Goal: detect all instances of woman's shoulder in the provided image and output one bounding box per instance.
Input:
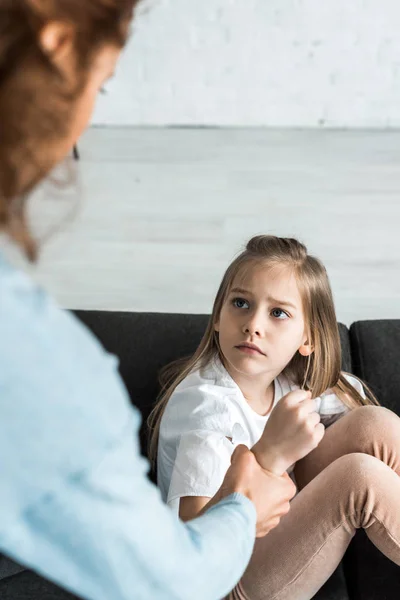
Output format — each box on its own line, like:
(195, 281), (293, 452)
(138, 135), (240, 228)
(0, 254), (135, 517)
(0, 253), (132, 422)
(1, 256), (120, 385)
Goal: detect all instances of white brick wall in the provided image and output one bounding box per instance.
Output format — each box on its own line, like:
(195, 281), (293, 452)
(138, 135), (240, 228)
(92, 0), (400, 127)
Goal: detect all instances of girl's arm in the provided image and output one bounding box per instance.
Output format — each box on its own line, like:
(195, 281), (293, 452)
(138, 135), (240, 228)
(180, 496), (211, 521)
(179, 470), (294, 524)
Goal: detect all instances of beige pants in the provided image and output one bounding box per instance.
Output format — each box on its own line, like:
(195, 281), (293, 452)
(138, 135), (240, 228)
(228, 405), (400, 600)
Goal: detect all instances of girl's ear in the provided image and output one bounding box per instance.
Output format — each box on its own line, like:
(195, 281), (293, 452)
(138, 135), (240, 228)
(299, 339), (314, 357)
(214, 321), (220, 333)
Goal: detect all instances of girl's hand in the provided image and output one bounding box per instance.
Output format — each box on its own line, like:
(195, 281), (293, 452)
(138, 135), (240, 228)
(252, 389), (325, 476)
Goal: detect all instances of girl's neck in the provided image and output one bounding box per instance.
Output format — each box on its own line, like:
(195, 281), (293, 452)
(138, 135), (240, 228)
(243, 381), (275, 417)
(222, 360), (277, 417)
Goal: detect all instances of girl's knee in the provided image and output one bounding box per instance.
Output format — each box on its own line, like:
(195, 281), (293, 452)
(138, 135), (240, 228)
(347, 405), (397, 439)
(331, 453), (394, 527)
(332, 452), (388, 490)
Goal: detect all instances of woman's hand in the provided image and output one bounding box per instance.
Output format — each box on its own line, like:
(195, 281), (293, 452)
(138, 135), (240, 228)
(252, 390), (325, 476)
(199, 445), (296, 538)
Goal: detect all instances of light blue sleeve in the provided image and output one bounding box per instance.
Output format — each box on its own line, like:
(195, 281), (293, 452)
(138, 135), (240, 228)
(0, 256), (256, 600)
(2, 416), (256, 600)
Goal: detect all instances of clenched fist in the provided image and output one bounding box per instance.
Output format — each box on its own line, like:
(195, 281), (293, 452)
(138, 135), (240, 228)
(252, 390), (325, 476)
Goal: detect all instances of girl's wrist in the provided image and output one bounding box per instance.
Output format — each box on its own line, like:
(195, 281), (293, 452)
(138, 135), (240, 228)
(252, 441), (288, 476)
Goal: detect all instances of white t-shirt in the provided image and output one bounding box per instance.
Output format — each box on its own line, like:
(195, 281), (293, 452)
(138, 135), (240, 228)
(157, 356), (365, 513)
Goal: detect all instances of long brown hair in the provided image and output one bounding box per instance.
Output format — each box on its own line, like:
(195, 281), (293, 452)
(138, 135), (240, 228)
(148, 235), (379, 464)
(0, 0), (140, 260)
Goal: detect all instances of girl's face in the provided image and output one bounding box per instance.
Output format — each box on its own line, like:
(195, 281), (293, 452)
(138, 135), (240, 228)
(214, 263), (310, 379)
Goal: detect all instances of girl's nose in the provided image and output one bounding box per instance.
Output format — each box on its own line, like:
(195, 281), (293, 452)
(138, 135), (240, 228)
(243, 323), (262, 337)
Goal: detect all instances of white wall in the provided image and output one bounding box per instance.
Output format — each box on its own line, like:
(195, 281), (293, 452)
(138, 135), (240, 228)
(7, 127), (400, 325)
(92, 0), (400, 127)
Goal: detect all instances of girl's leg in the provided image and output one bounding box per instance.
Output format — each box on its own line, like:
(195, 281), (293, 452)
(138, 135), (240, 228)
(294, 405), (400, 490)
(228, 452), (400, 600)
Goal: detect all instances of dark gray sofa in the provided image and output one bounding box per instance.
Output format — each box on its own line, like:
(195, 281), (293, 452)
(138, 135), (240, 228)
(0, 311), (399, 600)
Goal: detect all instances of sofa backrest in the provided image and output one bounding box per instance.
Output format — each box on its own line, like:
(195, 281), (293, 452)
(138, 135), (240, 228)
(74, 311), (210, 453)
(350, 320), (400, 416)
(74, 311), (354, 455)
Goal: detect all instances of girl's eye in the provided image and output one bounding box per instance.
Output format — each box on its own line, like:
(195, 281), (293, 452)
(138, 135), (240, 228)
(232, 297), (249, 310)
(271, 308), (289, 320)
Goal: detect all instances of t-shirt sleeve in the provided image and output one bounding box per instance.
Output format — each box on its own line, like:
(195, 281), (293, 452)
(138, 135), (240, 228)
(317, 373), (366, 427)
(162, 385), (243, 507)
(167, 429), (234, 505)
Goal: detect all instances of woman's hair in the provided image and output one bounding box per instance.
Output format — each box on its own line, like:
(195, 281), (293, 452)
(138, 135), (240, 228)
(148, 235), (380, 464)
(0, 0), (140, 260)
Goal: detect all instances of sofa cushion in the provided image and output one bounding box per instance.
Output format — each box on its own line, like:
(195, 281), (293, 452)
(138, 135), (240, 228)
(0, 570), (79, 599)
(344, 320), (400, 600)
(350, 320), (400, 415)
(0, 557), (26, 583)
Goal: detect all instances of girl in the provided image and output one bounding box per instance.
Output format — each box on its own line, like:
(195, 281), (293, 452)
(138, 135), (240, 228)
(148, 235), (400, 600)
